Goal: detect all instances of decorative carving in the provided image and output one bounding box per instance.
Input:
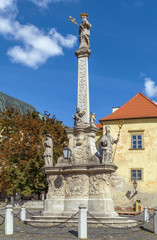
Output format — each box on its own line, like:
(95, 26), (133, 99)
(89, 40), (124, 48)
(89, 175), (101, 195)
(49, 176), (64, 196)
(74, 147), (84, 160)
(65, 175), (88, 196)
(72, 107), (86, 127)
(100, 126), (118, 164)
(78, 58), (87, 113)
(43, 134), (53, 166)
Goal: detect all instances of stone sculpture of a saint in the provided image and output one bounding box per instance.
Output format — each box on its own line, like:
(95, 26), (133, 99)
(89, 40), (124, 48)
(43, 134), (53, 166)
(79, 13), (92, 49)
(72, 107), (85, 127)
(90, 112), (96, 127)
(100, 126), (118, 164)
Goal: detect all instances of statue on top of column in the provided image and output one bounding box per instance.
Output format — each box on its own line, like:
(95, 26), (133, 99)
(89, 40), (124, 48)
(79, 13), (92, 49)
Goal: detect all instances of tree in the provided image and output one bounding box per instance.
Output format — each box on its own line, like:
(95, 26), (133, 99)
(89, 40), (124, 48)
(0, 107), (67, 197)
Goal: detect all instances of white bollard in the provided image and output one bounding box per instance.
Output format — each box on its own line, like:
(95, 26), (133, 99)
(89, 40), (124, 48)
(143, 207), (149, 222)
(41, 193), (45, 201)
(5, 205), (13, 235)
(20, 206), (26, 221)
(10, 197), (14, 206)
(78, 204), (87, 240)
(154, 208), (157, 234)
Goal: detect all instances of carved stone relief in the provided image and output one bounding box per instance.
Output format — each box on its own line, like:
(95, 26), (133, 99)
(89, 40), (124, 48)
(89, 175), (101, 195)
(48, 175), (64, 196)
(78, 57), (87, 111)
(65, 175), (88, 196)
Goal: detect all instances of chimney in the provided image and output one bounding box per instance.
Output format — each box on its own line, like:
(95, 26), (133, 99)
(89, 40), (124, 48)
(112, 107), (119, 113)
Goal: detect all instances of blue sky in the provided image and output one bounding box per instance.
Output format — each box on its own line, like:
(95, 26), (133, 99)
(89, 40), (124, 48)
(1, 0), (157, 127)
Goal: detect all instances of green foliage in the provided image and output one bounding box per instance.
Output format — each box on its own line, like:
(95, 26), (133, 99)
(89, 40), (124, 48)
(0, 107), (67, 197)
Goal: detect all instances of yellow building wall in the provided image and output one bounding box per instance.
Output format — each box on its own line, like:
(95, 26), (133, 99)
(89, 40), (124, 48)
(98, 118), (157, 208)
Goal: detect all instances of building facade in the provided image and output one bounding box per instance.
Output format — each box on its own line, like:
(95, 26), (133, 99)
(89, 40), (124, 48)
(97, 93), (157, 209)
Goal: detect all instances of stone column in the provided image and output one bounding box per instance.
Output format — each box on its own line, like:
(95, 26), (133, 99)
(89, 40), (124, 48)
(75, 13), (92, 125)
(75, 51), (90, 124)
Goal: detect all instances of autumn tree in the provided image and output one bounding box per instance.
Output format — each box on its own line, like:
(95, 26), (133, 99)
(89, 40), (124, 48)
(0, 107), (67, 197)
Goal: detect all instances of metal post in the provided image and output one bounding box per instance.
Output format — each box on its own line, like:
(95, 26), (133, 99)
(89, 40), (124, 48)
(135, 200), (139, 212)
(154, 208), (157, 234)
(143, 207), (149, 222)
(20, 206), (26, 221)
(5, 205), (13, 235)
(78, 204), (87, 240)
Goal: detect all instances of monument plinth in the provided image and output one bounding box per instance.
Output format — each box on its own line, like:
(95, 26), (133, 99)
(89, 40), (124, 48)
(26, 13), (137, 227)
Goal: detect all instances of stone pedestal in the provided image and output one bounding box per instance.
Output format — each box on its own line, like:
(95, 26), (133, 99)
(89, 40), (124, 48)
(42, 164), (118, 218)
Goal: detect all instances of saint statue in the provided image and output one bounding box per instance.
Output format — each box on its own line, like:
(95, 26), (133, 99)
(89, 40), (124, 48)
(90, 112), (96, 127)
(72, 107), (86, 127)
(100, 126), (118, 164)
(79, 13), (92, 49)
(43, 134), (53, 166)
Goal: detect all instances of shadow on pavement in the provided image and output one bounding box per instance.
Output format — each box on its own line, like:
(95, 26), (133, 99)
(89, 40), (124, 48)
(140, 226), (154, 233)
(69, 230), (78, 237)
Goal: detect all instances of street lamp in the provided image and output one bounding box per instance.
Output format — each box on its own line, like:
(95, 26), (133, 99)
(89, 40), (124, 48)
(133, 179), (137, 191)
(63, 146), (71, 159)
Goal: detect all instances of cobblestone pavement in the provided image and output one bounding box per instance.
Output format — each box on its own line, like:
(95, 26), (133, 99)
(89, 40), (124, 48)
(0, 211), (157, 240)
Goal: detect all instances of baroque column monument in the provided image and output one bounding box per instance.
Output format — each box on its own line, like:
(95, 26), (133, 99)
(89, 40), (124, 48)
(27, 13), (136, 227)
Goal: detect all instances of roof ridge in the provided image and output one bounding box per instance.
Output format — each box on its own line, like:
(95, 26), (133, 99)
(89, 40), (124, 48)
(138, 92), (157, 107)
(99, 92), (157, 122)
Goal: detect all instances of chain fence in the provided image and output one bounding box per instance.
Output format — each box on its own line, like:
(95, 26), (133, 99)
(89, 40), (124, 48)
(0, 213), (5, 226)
(0, 207), (156, 237)
(148, 211), (155, 222)
(26, 209), (36, 217)
(13, 209), (21, 221)
(25, 211), (78, 229)
(87, 211), (148, 232)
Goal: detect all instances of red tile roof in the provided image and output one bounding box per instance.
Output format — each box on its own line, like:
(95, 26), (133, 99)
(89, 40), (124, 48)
(100, 92), (157, 122)
(96, 123), (103, 129)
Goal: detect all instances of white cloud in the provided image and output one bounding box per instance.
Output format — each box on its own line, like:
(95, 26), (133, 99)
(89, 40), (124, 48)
(30, 0), (78, 8)
(0, 0), (77, 68)
(49, 28), (77, 48)
(0, 0), (14, 11)
(144, 77), (157, 98)
(121, 1), (143, 9)
(0, 17), (13, 34)
(0, 0), (17, 18)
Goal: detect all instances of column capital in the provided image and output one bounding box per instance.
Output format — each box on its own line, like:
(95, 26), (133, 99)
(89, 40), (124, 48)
(75, 47), (91, 58)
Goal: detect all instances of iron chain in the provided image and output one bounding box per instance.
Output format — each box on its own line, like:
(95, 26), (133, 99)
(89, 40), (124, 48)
(0, 214), (5, 226)
(13, 209), (21, 221)
(25, 211), (78, 229)
(87, 211), (144, 231)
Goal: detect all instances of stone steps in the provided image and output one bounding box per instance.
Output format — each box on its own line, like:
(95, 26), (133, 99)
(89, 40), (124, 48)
(25, 215), (137, 228)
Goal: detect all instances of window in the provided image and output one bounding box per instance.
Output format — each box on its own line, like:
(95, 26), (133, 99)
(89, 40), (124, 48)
(131, 134), (142, 149)
(128, 130), (144, 150)
(131, 169), (142, 180)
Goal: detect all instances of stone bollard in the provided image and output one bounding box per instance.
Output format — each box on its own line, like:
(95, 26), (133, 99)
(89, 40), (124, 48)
(10, 197), (14, 206)
(78, 204), (87, 240)
(154, 208), (157, 234)
(5, 205), (13, 235)
(41, 193), (45, 201)
(143, 207), (149, 222)
(20, 206), (26, 221)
